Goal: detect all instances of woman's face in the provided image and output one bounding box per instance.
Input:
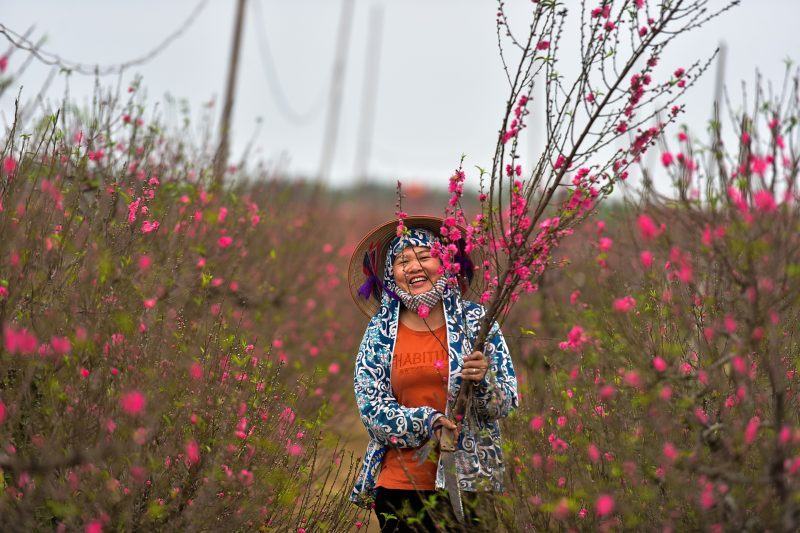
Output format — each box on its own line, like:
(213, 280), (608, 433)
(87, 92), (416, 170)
(392, 245), (442, 295)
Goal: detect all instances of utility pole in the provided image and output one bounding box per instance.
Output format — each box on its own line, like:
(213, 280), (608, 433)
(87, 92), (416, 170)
(354, 4), (384, 185)
(212, 0), (247, 191)
(317, 0), (355, 183)
(707, 41), (727, 192)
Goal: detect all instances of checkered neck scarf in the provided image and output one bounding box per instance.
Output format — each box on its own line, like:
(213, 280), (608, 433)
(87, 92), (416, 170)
(384, 228), (448, 313)
(395, 276), (447, 313)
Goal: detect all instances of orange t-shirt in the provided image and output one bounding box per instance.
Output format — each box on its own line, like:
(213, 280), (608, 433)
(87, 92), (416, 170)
(375, 321), (449, 490)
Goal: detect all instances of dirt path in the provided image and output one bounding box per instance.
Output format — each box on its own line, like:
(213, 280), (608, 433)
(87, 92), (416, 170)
(323, 404), (381, 532)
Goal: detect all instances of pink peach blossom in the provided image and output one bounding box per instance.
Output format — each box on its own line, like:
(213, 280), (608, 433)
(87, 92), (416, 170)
(141, 220), (159, 234)
(3, 156), (17, 175)
(186, 440), (201, 465)
(613, 296), (636, 313)
(85, 521), (103, 533)
(652, 356), (668, 372)
(3, 324), (38, 355)
(120, 391), (146, 416)
(595, 494), (615, 517)
(640, 250), (654, 268)
(663, 442), (678, 462)
(744, 416), (760, 444)
(189, 362), (203, 380)
(637, 214), (660, 241)
(50, 336), (71, 355)
(754, 190), (777, 213)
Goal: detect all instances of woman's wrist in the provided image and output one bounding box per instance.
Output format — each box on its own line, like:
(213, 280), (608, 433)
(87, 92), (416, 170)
(430, 412), (446, 437)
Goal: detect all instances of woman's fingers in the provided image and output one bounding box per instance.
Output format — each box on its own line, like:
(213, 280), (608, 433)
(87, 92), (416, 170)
(466, 351), (484, 361)
(462, 351), (489, 381)
(463, 368), (487, 376)
(439, 418), (457, 430)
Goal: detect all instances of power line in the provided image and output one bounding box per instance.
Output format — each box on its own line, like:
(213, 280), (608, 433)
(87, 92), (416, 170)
(250, 0), (324, 125)
(353, 3), (385, 184)
(0, 0), (209, 76)
(317, 0), (356, 182)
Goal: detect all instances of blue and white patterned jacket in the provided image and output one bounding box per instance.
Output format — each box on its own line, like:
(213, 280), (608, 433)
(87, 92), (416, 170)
(349, 284), (519, 509)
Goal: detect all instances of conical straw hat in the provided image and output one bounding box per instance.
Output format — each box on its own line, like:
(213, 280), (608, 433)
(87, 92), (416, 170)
(347, 215), (484, 317)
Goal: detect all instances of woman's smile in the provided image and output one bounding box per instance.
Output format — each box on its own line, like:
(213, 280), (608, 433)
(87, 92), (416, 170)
(407, 274), (431, 291)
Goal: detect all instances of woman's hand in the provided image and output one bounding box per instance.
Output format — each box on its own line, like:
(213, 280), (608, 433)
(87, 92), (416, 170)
(433, 416), (459, 442)
(462, 350), (489, 382)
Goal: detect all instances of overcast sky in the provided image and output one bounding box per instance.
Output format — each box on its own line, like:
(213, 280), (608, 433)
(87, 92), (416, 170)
(2, 0), (799, 189)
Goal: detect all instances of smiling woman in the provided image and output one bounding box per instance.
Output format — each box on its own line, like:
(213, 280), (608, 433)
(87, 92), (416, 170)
(347, 215), (519, 531)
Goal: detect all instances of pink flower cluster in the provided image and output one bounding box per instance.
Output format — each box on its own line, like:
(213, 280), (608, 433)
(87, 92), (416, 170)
(501, 95), (529, 144)
(559, 325), (589, 352)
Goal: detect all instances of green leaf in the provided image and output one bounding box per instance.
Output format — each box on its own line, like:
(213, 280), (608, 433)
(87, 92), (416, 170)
(46, 499), (79, 518)
(147, 501), (166, 520)
(98, 249), (113, 284)
(114, 311), (135, 335)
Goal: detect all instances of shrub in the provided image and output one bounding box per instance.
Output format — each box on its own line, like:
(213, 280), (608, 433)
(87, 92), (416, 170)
(498, 69), (800, 530)
(0, 78), (362, 530)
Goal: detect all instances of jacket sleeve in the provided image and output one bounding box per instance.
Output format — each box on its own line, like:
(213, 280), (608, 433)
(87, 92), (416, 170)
(354, 319), (442, 448)
(471, 321), (519, 423)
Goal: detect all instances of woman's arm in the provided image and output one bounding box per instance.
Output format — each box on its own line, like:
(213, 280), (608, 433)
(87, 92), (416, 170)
(471, 321), (519, 423)
(353, 320), (442, 448)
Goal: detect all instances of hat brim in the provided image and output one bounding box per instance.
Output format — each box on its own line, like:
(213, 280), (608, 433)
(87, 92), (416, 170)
(347, 215), (484, 318)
